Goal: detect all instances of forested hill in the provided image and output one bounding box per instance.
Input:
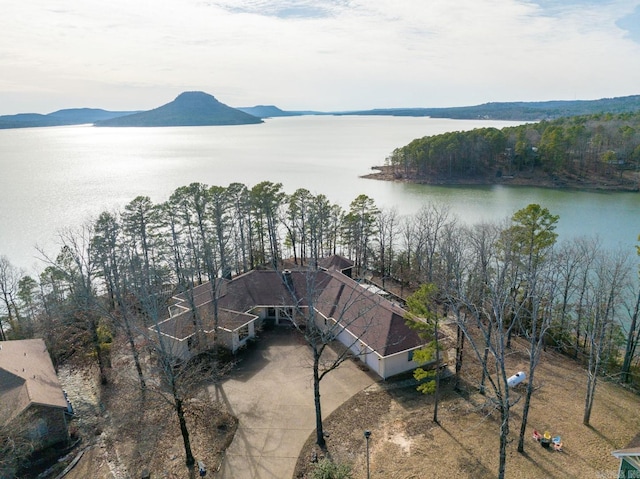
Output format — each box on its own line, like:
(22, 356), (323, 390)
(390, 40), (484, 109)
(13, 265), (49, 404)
(379, 111), (640, 190)
(341, 95), (640, 121)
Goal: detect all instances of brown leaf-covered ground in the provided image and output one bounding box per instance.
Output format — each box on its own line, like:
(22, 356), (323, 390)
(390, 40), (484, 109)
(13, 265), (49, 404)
(51, 341), (237, 479)
(295, 329), (640, 479)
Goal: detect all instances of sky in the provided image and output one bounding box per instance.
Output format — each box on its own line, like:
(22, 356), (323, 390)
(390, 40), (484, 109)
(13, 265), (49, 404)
(1, 0), (640, 115)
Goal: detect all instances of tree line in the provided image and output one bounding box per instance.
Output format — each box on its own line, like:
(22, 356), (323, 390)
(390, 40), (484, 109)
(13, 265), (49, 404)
(0, 181), (639, 477)
(386, 111), (640, 184)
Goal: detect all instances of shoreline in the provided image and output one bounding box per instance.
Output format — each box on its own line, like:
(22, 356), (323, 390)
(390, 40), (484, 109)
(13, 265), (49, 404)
(361, 165), (640, 192)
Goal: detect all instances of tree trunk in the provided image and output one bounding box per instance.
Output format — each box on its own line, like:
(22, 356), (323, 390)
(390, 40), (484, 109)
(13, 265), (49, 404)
(90, 319), (109, 385)
(583, 370), (597, 425)
(621, 290), (640, 383)
(480, 327), (491, 395)
(518, 293), (540, 453)
(498, 403), (509, 479)
(176, 398), (195, 467)
(584, 316), (606, 425)
(124, 318), (145, 390)
(454, 321), (465, 391)
(313, 350), (326, 449)
(518, 371), (534, 452)
(433, 317), (441, 424)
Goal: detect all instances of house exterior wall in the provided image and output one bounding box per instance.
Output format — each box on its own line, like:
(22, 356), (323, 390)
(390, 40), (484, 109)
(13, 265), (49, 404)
(229, 321), (256, 351)
(218, 330), (234, 351)
(333, 327), (382, 378)
(350, 341), (421, 380)
(24, 405), (68, 448)
(378, 348), (423, 379)
(361, 346), (383, 377)
(317, 316), (423, 380)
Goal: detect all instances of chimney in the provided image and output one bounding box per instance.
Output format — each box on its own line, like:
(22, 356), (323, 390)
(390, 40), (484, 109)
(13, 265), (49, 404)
(283, 269), (293, 289)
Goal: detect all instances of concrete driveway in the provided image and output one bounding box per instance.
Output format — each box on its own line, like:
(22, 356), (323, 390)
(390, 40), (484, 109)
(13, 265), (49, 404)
(210, 327), (376, 479)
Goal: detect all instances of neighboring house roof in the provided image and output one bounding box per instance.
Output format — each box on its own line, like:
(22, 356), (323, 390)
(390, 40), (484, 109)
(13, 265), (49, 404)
(0, 339), (67, 424)
(317, 255), (354, 272)
(613, 433), (640, 473)
(165, 266), (424, 358)
(613, 433), (640, 458)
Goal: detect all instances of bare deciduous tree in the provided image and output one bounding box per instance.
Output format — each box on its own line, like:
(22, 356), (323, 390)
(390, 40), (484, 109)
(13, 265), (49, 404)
(284, 269), (383, 449)
(0, 255), (23, 340)
(583, 248), (631, 425)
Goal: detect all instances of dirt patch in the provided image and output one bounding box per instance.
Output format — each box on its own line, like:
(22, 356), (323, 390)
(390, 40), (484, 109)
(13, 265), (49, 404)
(295, 333), (640, 479)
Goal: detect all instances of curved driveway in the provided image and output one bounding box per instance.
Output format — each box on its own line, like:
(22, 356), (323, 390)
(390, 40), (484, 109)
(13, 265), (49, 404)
(210, 327), (376, 479)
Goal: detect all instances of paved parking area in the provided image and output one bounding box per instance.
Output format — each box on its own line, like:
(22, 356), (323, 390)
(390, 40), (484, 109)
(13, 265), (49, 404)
(210, 327), (376, 479)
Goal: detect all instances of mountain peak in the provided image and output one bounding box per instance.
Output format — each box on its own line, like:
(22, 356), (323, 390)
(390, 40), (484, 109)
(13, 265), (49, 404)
(174, 91), (220, 104)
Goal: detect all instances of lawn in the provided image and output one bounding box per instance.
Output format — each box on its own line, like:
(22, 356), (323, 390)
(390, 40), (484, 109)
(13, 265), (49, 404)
(295, 328), (640, 479)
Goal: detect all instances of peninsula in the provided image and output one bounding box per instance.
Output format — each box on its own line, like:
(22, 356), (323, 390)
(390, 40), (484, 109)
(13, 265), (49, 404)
(364, 111), (640, 191)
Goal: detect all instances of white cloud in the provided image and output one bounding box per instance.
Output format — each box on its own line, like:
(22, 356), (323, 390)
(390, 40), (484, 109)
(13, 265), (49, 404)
(1, 0), (639, 114)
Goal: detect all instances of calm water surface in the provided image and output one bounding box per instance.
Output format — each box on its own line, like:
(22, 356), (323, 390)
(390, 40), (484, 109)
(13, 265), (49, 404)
(1, 115), (638, 272)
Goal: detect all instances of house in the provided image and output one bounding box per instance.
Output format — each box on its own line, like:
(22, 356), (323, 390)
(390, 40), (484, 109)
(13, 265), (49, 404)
(613, 433), (640, 479)
(153, 256), (427, 379)
(0, 339), (70, 449)
(317, 255), (354, 278)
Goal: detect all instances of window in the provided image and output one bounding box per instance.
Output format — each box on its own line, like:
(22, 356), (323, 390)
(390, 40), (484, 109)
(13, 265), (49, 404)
(238, 325), (250, 341)
(408, 350), (414, 362)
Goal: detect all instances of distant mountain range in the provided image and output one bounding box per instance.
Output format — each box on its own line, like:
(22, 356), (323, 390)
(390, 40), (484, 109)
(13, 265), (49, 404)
(337, 95), (640, 121)
(1, 92), (640, 129)
(0, 108), (140, 129)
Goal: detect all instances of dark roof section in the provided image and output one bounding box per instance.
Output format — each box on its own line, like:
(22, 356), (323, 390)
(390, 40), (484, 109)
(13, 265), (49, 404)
(317, 255), (354, 272)
(315, 270), (421, 356)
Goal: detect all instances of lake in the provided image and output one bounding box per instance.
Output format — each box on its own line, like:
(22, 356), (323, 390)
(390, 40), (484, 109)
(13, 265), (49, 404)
(1, 115), (638, 273)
